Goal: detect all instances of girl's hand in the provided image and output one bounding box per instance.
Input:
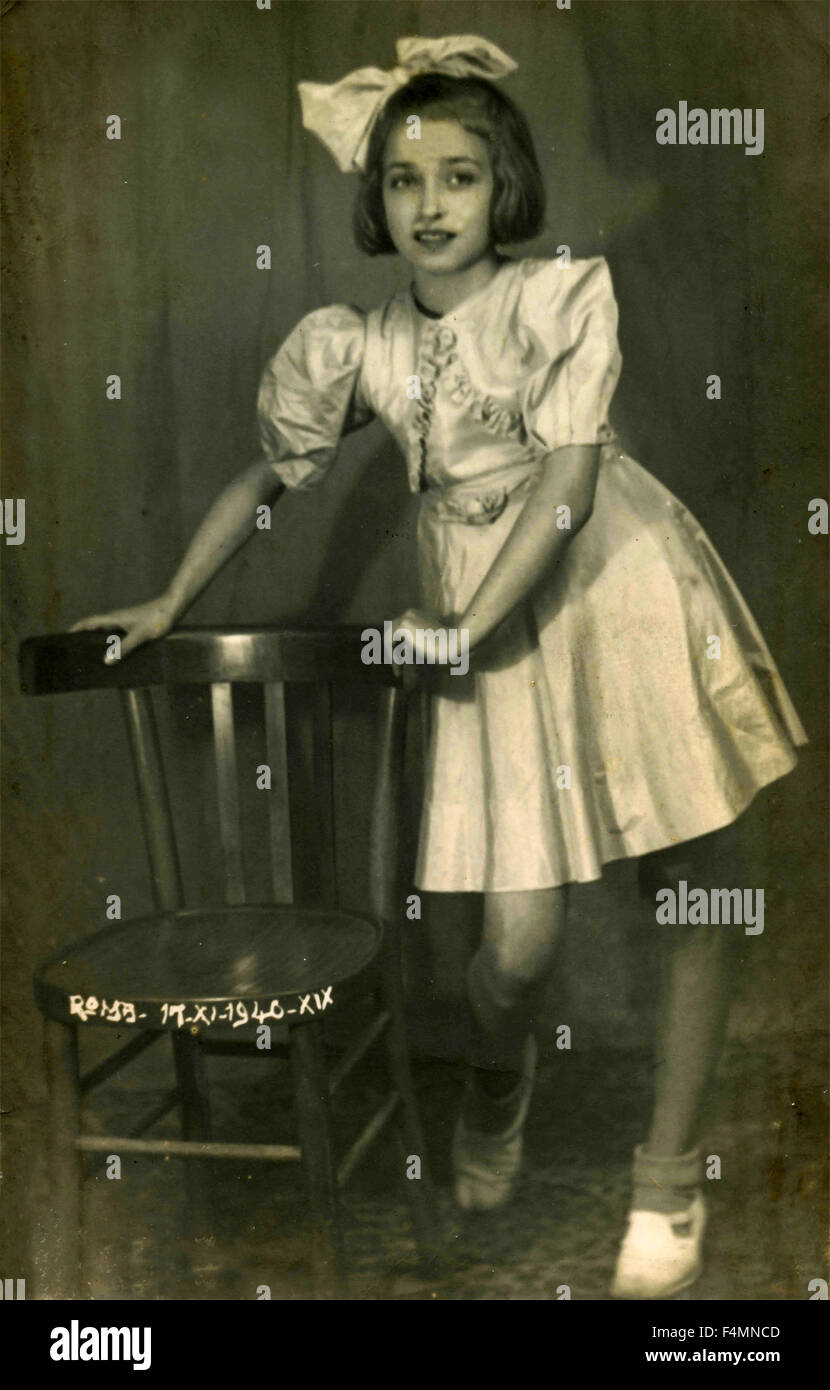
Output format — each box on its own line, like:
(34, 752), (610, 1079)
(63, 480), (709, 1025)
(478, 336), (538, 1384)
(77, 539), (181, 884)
(386, 609), (432, 690)
(386, 607), (469, 684)
(70, 597), (176, 662)
(387, 608), (439, 668)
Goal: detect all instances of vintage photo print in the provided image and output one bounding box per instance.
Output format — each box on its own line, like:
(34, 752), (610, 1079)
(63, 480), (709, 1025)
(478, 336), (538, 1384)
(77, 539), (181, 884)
(1, 0), (827, 1331)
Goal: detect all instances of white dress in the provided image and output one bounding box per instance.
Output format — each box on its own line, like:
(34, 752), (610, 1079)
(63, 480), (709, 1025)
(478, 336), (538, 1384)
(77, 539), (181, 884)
(257, 257), (807, 893)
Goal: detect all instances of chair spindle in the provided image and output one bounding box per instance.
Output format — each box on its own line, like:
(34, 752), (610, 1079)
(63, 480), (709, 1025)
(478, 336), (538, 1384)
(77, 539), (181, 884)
(264, 681), (294, 904)
(312, 681), (337, 908)
(368, 685), (408, 926)
(210, 682), (246, 905)
(120, 688), (184, 913)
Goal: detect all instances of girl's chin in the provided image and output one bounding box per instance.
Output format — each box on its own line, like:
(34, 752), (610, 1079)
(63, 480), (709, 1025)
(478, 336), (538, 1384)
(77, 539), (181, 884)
(407, 243), (459, 262)
(402, 244), (480, 274)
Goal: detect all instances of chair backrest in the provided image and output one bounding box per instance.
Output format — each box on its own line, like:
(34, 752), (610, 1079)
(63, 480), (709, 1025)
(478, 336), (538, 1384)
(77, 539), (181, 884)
(19, 627), (410, 927)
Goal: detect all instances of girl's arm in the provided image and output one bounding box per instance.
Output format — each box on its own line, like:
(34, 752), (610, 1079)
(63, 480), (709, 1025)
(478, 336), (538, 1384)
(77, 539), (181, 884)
(163, 460), (285, 623)
(457, 444), (601, 649)
(71, 459), (285, 657)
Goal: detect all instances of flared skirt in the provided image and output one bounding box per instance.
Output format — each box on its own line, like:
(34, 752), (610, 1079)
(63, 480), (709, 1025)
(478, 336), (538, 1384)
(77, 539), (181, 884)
(414, 447), (807, 893)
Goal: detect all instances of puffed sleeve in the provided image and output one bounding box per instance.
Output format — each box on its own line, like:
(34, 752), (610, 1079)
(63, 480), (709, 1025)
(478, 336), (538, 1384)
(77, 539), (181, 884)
(257, 304), (373, 490)
(519, 257), (622, 454)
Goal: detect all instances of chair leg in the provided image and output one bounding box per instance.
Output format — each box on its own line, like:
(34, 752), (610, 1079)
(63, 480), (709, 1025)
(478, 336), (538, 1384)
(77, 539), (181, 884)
(290, 1021), (346, 1299)
(380, 952), (443, 1260)
(172, 1034), (213, 1247)
(44, 1019), (83, 1298)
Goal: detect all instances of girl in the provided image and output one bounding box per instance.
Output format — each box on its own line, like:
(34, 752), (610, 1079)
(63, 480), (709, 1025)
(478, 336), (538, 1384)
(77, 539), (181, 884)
(73, 36), (807, 1299)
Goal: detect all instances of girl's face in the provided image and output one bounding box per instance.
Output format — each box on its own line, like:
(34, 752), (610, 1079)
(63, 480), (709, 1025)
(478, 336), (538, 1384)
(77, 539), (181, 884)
(382, 117), (495, 276)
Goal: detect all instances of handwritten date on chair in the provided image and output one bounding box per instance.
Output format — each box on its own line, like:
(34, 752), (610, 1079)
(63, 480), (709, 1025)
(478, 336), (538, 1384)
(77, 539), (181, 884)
(67, 990), (335, 1028)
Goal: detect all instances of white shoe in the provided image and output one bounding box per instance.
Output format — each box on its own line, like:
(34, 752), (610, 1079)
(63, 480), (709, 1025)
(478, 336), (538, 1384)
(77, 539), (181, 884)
(452, 1036), (537, 1212)
(611, 1191), (706, 1299)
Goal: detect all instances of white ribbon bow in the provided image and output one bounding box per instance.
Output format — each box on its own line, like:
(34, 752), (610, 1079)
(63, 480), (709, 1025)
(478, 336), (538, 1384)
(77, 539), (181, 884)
(298, 35), (518, 173)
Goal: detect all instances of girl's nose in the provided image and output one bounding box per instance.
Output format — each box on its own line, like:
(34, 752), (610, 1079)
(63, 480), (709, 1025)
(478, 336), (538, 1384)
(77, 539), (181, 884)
(419, 178), (446, 220)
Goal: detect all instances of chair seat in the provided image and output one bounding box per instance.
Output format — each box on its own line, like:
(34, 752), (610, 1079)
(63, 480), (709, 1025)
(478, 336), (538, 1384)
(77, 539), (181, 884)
(34, 904), (382, 1035)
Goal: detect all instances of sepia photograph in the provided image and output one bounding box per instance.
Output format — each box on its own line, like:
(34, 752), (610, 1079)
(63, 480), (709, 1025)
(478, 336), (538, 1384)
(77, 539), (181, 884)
(1, 0), (827, 1332)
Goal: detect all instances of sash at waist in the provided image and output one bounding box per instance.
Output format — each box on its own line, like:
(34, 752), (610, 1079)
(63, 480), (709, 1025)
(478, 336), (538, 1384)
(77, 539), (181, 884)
(419, 470), (539, 525)
(417, 434), (624, 525)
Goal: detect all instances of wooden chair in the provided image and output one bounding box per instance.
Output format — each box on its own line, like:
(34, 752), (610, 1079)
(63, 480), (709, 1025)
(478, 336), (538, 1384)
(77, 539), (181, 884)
(19, 626), (441, 1299)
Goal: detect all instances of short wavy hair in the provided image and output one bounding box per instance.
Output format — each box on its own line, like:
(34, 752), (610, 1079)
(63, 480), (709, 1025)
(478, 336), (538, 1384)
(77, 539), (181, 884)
(353, 73), (546, 255)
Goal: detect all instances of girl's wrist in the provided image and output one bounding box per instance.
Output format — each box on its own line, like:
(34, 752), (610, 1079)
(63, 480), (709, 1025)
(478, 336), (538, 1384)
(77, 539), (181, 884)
(455, 610), (487, 651)
(160, 590), (183, 625)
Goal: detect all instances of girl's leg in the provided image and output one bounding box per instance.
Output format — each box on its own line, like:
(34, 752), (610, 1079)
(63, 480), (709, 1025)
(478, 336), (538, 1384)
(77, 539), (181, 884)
(452, 886), (569, 1209)
(647, 921), (730, 1159)
(470, 886), (569, 1061)
(637, 834), (733, 1203)
(612, 834), (734, 1298)
(465, 886), (569, 1127)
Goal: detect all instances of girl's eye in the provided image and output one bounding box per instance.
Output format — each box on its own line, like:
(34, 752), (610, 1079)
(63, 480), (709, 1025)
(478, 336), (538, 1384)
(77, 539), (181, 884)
(385, 170), (477, 191)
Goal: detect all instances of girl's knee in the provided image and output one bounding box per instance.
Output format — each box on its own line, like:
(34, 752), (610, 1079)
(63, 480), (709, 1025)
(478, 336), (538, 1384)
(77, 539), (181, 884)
(481, 885), (567, 990)
(479, 943), (547, 999)
(479, 925), (560, 998)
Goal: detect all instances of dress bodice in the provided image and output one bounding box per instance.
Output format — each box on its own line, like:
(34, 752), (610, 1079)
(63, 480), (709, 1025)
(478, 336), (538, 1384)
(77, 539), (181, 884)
(256, 256), (622, 521)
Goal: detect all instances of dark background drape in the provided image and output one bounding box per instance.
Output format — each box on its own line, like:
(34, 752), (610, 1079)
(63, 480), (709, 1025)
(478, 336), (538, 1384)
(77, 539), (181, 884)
(2, 0), (827, 1273)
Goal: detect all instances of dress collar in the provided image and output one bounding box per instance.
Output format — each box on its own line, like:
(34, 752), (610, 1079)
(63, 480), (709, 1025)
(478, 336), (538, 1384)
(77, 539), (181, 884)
(408, 258), (515, 323)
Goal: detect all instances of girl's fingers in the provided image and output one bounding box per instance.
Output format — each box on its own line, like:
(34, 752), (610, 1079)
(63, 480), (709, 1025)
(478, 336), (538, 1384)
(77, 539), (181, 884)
(69, 614), (124, 632)
(69, 607), (170, 664)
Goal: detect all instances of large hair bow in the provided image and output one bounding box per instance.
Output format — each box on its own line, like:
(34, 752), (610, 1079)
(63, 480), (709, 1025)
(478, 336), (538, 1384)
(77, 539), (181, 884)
(298, 35), (518, 173)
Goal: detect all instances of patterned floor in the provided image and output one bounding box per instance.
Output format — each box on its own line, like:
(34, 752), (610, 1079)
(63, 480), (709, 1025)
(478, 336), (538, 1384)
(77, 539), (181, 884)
(24, 1029), (826, 1301)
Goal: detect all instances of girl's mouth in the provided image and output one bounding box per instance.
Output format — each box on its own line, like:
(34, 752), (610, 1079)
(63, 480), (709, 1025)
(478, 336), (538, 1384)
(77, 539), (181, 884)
(413, 231), (456, 249)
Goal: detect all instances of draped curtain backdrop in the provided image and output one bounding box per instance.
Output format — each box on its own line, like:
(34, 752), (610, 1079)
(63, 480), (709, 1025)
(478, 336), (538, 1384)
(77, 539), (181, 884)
(2, 0), (827, 1270)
